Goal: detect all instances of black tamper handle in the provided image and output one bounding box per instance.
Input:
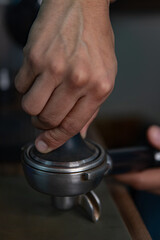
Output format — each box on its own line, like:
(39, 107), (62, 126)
(108, 146), (160, 175)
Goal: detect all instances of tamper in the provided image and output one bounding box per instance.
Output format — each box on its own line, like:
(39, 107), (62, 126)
(22, 133), (111, 222)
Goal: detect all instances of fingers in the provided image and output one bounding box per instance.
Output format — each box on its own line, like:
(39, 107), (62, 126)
(32, 82), (82, 129)
(115, 168), (160, 191)
(15, 59), (36, 94)
(114, 125), (160, 193)
(80, 110), (99, 138)
(35, 96), (99, 153)
(147, 125), (160, 150)
(22, 72), (58, 116)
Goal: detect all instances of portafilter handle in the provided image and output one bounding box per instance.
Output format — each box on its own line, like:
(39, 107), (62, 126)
(108, 146), (160, 175)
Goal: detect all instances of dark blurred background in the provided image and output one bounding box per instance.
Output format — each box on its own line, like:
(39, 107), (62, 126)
(0, 0), (160, 163)
(97, 0), (160, 148)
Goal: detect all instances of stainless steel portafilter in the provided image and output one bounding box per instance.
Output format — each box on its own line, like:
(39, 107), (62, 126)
(22, 133), (160, 222)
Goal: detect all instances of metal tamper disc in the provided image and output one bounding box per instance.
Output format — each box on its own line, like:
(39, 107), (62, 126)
(22, 134), (111, 222)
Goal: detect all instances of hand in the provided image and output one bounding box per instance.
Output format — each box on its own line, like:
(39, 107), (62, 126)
(115, 126), (160, 194)
(15, 0), (117, 153)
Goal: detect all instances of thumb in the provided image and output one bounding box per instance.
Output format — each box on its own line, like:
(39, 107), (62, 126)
(35, 127), (70, 153)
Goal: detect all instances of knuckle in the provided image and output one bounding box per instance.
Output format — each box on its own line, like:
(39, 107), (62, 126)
(48, 61), (65, 77)
(25, 48), (42, 68)
(98, 82), (109, 99)
(70, 73), (89, 88)
(101, 77), (114, 94)
(70, 68), (89, 88)
(93, 74), (115, 100)
(38, 114), (59, 128)
(60, 118), (79, 136)
(44, 130), (61, 146)
(21, 97), (39, 115)
(38, 114), (50, 125)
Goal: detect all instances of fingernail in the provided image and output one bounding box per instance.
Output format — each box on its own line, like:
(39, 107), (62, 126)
(36, 140), (48, 153)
